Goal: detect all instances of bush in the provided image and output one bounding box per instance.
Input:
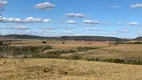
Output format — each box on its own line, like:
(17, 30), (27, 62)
(124, 41), (142, 44)
(69, 53), (82, 60)
(45, 49), (77, 54)
(32, 53), (61, 58)
(62, 42), (65, 44)
(84, 57), (95, 61)
(42, 41), (47, 44)
(9, 43), (11, 45)
(40, 46), (52, 52)
(77, 47), (98, 51)
(95, 58), (100, 61)
(126, 60), (142, 65)
(0, 41), (3, 46)
(103, 58), (125, 63)
(33, 49), (77, 58)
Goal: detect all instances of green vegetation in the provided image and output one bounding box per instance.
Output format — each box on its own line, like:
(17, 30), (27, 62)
(1, 39), (142, 66)
(77, 47), (98, 51)
(0, 45), (52, 57)
(0, 41), (3, 46)
(127, 41), (142, 44)
(83, 58), (142, 65)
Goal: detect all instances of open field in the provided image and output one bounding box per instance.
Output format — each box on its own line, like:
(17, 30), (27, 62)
(2, 39), (142, 61)
(0, 39), (142, 80)
(75, 44), (142, 61)
(1, 59), (142, 80)
(9, 39), (108, 49)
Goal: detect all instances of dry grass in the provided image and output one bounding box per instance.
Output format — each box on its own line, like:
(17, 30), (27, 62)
(104, 44), (142, 52)
(8, 39), (142, 60)
(0, 59), (142, 80)
(10, 40), (108, 49)
(1, 39), (142, 80)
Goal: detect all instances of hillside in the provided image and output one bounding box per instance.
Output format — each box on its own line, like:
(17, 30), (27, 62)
(0, 59), (142, 80)
(134, 37), (142, 41)
(0, 34), (128, 41)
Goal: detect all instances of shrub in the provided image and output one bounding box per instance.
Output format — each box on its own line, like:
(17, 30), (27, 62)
(32, 53), (61, 58)
(77, 47), (98, 51)
(103, 58), (125, 63)
(84, 57), (95, 61)
(36, 49), (77, 58)
(62, 42), (65, 44)
(95, 58), (100, 61)
(42, 41), (47, 44)
(9, 43), (11, 45)
(45, 49), (77, 55)
(69, 53), (82, 60)
(0, 41), (3, 46)
(126, 60), (142, 65)
(130, 42), (142, 44)
(40, 46), (52, 52)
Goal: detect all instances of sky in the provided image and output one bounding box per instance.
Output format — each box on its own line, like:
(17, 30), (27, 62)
(0, 0), (142, 38)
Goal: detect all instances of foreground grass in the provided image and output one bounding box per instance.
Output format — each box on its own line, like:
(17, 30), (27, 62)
(0, 59), (142, 80)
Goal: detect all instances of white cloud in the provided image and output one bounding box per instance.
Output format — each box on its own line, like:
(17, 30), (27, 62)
(8, 25), (29, 30)
(66, 30), (73, 34)
(41, 27), (58, 30)
(130, 3), (142, 8)
(1, 17), (51, 23)
(43, 19), (51, 23)
(119, 29), (129, 33)
(66, 20), (77, 24)
(128, 22), (138, 26)
(2, 17), (21, 23)
(24, 17), (41, 22)
(83, 20), (100, 25)
(60, 26), (75, 29)
(117, 22), (123, 25)
(84, 28), (100, 31)
(35, 2), (56, 10)
(103, 22), (109, 25)
(136, 31), (142, 35)
(66, 13), (85, 18)
(0, 0), (8, 6)
(110, 5), (120, 8)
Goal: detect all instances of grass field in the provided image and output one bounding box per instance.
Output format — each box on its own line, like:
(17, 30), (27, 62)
(3, 39), (142, 60)
(1, 39), (142, 60)
(0, 59), (142, 80)
(1, 39), (142, 80)
(10, 39), (108, 49)
(76, 44), (142, 61)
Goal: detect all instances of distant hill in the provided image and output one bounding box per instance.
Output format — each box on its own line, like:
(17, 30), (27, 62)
(134, 37), (142, 41)
(59, 36), (127, 41)
(2, 34), (47, 39)
(0, 34), (129, 41)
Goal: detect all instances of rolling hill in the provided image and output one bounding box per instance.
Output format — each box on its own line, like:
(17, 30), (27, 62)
(0, 34), (129, 41)
(134, 37), (142, 41)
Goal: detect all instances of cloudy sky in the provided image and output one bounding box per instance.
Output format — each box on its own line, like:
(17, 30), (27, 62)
(0, 0), (142, 38)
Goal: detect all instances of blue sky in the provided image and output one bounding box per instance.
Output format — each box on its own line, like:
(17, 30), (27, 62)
(0, 0), (142, 38)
